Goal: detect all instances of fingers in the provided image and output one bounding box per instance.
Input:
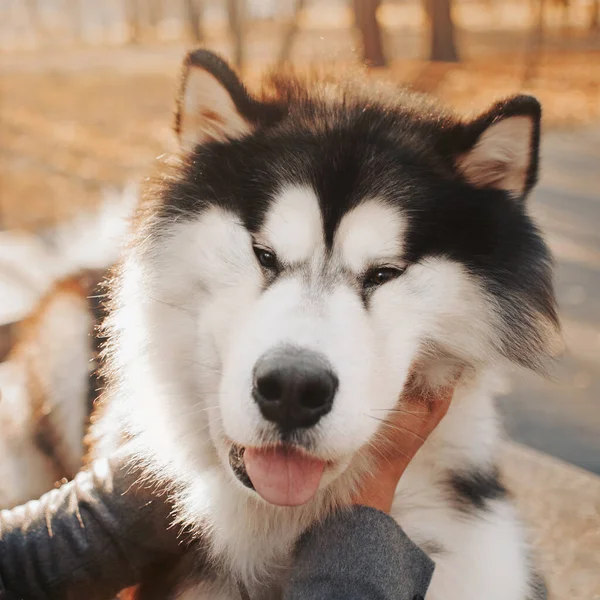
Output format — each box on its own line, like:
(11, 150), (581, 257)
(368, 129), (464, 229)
(371, 373), (462, 469)
(421, 381), (455, 424)
(391, 377), (457, 433)
(352, 376), (461, 513)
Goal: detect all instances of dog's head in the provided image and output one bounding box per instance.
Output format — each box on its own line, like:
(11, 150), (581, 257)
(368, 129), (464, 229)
(111, 50), (560, 506)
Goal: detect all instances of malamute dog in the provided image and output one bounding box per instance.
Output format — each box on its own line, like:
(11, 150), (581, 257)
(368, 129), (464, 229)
(0, 187), (134, 509)
(96, 50), (561, 599)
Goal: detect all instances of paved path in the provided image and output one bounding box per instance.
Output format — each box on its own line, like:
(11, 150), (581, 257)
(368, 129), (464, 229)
(498, 127), (600, 474)
(502, 443), (600, 600)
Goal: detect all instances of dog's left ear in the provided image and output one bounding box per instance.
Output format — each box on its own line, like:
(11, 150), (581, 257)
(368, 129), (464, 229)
(450, 95), (541, 199)
(175, 49), (280, 151)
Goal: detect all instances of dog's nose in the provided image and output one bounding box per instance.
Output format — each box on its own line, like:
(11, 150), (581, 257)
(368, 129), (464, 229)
(253, 348), (338, 430)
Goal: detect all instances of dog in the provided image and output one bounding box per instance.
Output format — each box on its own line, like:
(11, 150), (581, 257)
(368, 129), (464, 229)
(0, 273), (105, 508)
(92, 49), (561, 599)
(0, 188), (134, 509)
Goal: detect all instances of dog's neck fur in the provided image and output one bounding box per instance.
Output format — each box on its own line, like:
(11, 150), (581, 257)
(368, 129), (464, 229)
(129, 368), (503, 593)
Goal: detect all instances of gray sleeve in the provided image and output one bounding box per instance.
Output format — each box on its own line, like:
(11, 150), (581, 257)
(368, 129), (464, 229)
(285, 505), (434, 600)
(0, 449), (182, 600)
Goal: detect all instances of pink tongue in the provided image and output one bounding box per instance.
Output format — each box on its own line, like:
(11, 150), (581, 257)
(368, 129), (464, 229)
(244, 446), (325, 506)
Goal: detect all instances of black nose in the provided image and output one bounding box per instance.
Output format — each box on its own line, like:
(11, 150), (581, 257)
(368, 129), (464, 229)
(253, 347), (338, 431)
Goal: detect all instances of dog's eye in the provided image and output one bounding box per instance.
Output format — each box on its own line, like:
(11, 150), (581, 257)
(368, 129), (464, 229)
(363, 266), (404, 289)
(253, 246), (278, 271)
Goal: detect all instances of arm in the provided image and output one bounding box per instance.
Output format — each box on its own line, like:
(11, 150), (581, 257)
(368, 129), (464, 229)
(0, 448), (182, 600)
(285, 505), (433, 600)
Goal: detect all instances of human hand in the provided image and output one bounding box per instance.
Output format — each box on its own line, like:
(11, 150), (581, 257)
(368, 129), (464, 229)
(352, 377), (458, 514)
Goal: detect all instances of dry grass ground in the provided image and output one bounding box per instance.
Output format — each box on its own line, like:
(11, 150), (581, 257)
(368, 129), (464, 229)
(1, 44), (599, 230)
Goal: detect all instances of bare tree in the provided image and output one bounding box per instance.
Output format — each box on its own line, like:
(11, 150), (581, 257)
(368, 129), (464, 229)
(227, 0), (245, 70)
(147, 0), (163, 36)
(278, 0), (307, 65)
(550, 0), (570, 28)
(523, 0), (546, 84)
(353, 0), (386, 67)
(591, 0), (599, 30)
(423, 0), (459, 62)
(126, 0), (142, 44)
(183, 0), (204, 43)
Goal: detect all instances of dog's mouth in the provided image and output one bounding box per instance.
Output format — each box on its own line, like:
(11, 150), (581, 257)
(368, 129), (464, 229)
(228, 443), (255, 490)
(228, 442), (327, 507)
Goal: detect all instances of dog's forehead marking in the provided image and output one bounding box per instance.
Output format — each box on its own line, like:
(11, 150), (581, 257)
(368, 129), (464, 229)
(335, 200), (406, 272)
(262, 185), (324, 263)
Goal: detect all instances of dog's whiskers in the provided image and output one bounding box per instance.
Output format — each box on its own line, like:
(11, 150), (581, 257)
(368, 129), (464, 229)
(370, 408), (428, 419)
(365, 415), (427, 443)
(173, 403), (221, 419)
(180, 358), (222, 374)
(364, 437), (413, 464)
(148, 295), (195, 316)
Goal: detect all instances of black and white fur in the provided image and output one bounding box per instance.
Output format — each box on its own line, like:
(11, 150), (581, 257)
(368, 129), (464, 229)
(97, 50), (561, 599)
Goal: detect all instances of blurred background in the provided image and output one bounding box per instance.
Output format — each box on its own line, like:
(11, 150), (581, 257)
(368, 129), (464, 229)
(0, 0), (598, 473)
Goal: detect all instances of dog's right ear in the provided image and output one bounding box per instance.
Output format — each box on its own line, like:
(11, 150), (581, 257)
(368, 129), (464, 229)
(175, 50), (272, 151)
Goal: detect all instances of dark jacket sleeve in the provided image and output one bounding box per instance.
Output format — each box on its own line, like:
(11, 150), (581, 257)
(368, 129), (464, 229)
(0, 448), (182, 600)
(285, 505), (434, 600)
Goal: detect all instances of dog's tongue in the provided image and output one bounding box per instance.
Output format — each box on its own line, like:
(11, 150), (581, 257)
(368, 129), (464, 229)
(244, 446), (325, 506)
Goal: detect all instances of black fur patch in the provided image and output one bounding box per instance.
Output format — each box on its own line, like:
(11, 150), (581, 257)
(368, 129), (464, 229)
(448, 467), (507, 513)
(419, 540), (447, 557)
(528, 571), (548, 600)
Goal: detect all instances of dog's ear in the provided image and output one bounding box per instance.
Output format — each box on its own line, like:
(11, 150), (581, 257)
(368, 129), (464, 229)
(175, 49), (277, 151)
(450, 95), (541, 199)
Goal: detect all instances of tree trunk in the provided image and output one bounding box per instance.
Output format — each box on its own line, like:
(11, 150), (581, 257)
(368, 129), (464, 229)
(591, 0), (599, 30)
(562, 0), (570, 28)
(424, 0), (459, 62)
(278, 0), (306, 65)
(523, 0), (546, 84)
(353, 0), (387, 67)
(227, 0), (245, 70)
(183, 0), (203, 43)
(147, 0), (162, 37)
(126, 0), (142, 44)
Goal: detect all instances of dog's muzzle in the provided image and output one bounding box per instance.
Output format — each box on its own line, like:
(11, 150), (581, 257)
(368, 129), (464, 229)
(228, 443), (254, 489)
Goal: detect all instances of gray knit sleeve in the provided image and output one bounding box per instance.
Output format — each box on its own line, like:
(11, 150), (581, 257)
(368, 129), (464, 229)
(0, 449), (181, 600)
(285, 505), (434, 600)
